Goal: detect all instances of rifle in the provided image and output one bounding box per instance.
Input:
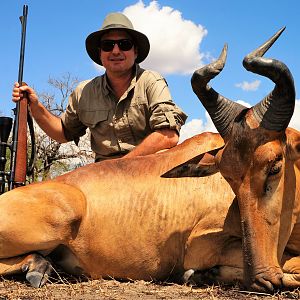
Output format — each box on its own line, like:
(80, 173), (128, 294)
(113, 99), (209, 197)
(0, 4), (35, 194)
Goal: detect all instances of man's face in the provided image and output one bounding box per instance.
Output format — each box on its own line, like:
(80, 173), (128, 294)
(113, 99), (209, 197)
(99, 30), (137, 76)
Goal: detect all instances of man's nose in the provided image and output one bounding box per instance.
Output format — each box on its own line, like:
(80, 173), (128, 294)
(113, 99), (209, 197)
(111, 43), (121, 53)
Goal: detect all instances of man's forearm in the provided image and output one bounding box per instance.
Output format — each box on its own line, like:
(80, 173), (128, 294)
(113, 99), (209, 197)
(124, 128), (179, 158)
(29, 101), (68, 143)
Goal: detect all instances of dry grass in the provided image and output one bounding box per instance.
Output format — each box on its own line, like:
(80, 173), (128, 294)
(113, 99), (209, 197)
(0, 274), (300, 300)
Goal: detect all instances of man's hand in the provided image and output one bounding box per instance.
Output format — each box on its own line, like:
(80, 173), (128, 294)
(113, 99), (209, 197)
(12, 82), (39, 105)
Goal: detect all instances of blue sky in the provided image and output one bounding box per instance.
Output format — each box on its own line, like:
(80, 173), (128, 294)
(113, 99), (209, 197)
(1, 1), (299, 141)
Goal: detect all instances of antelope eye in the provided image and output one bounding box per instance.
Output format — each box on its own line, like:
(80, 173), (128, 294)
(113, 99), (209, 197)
(268, 159), (282, 176)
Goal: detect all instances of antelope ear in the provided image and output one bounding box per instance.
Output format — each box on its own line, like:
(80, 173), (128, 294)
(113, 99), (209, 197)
(161, 147), (222, 178)
(286, 128), (300, 161)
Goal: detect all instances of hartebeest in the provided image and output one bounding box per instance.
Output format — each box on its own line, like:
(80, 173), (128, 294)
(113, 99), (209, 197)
(0, 28), (299, 294)
(167, 27), (300, 292)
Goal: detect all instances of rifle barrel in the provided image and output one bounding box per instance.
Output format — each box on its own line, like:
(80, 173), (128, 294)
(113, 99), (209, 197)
(18, 4), (28, 85)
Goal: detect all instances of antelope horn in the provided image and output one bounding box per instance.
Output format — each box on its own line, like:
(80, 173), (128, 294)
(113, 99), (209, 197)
(191, 44), (246, 138)
(243, 27), (295, 131)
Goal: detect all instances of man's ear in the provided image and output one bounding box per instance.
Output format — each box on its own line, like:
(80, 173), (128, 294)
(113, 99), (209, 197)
(161, 147), (222, 178)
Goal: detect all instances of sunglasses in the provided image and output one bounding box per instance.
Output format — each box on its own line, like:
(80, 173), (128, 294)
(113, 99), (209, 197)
(99, 39), (134, 52)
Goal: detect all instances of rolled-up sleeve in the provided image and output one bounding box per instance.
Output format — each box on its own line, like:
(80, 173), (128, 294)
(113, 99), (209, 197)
(146, 73), (187, 134)
(61, 84), (87, 142)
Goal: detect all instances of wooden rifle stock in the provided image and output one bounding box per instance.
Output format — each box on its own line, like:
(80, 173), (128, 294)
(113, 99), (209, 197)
(12, 86), (29, 188)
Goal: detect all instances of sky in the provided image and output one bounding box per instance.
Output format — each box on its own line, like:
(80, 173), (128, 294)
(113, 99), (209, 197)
(0, 0), (299, 142)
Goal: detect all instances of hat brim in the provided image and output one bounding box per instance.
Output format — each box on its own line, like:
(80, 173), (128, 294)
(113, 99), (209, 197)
(85, 27), (150, 66)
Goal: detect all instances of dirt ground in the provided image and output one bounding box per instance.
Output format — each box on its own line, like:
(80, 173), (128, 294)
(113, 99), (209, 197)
(0, 275), (300, 300)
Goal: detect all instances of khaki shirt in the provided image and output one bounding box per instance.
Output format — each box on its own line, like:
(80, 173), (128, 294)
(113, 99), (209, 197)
(61, 65), (187, 161)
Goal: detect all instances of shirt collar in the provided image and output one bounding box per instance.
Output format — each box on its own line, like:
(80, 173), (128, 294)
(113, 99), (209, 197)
(103, 64), (142, 99)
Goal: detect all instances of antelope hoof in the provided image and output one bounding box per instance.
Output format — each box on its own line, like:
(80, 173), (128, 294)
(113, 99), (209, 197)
(22, 253), (52, 288)
(182, 269), (195, 284)
(26, 270), (50, 288)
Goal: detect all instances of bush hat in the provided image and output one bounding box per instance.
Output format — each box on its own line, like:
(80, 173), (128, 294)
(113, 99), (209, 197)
(86, 12), (150, 65)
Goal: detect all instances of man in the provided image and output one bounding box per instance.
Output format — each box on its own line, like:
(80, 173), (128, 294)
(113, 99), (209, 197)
(12, 12), (187, 162)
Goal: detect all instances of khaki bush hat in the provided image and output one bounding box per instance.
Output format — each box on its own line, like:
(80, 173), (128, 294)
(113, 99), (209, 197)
(86, 12), (150, 65)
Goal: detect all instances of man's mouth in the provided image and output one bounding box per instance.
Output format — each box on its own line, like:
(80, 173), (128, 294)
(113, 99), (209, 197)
(109, 57), (124, 62)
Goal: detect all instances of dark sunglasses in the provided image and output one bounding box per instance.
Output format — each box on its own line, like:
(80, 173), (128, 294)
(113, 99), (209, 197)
(99, 39), (134, 52)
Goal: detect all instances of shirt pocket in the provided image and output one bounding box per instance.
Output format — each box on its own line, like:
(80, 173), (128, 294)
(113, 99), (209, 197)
(126, 102), (151, 140)
(79, 110), (109, 128)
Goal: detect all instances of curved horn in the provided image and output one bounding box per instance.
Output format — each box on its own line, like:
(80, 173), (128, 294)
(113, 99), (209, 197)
(243, 27), (295, 131)
(191, 44), (246, 138)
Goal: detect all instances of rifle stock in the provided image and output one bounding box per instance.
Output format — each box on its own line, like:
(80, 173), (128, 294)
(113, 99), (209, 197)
(12, 87), (28, 188)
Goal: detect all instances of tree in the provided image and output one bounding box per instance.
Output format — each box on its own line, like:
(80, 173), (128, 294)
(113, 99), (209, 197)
(31, 73), (93, 181)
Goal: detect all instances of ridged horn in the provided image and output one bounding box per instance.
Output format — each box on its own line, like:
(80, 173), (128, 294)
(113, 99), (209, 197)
(243, 27), (295, 131)
(191, 44), (246, 138)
